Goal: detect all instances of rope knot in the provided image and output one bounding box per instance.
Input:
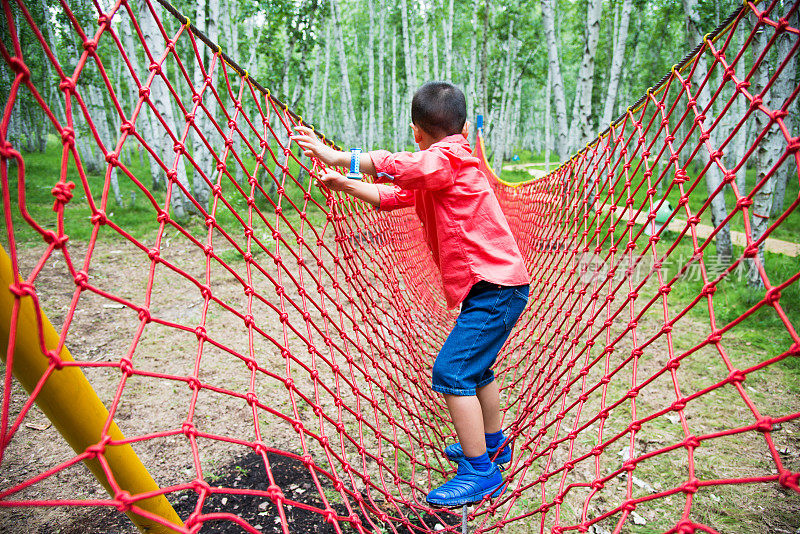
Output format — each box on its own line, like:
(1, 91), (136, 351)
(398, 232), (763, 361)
(0, 140), (17, 159)
(74, 270), (89, 289)
(91, 211), (108, 226)
(8, 281), (35, 298)
(83, 40), (98, 54)
(8, 57), (30, 80)
(51, 181), (75, 209)
(59, 79), (76, 94)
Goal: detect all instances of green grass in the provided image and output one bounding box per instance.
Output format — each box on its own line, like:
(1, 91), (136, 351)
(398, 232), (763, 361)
(2, 136), (331, 251)
(606, 160), (800, 243)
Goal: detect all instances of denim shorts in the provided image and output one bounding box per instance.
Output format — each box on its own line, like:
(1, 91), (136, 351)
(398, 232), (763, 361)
(432, 281), (529, 396)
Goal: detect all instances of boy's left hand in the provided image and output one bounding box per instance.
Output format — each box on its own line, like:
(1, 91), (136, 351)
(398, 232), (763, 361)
(317, 170), (350, 192)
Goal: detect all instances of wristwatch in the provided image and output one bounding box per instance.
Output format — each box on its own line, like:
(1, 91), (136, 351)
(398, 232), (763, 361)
(347, 148), (362, 180)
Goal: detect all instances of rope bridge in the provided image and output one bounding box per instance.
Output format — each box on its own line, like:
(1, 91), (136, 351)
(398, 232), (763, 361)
(1, 0), (798, 533)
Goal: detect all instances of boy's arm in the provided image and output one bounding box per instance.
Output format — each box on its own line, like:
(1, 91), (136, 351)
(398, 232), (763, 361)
(292, 126), (377, 176)
(317, 170), (381, 207)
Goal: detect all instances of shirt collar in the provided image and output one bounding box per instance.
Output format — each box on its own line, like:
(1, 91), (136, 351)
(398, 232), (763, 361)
(430, 134), (471, 150)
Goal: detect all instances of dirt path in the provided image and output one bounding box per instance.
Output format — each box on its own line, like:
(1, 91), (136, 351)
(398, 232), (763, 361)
(617, 206), (800, 257)
(500, 162), (800, 258)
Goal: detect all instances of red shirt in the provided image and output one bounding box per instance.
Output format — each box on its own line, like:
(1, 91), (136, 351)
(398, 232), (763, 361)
(369, 135), (529, 308)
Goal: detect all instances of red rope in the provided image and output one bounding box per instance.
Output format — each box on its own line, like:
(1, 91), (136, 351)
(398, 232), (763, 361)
(1, 1), (798, 533)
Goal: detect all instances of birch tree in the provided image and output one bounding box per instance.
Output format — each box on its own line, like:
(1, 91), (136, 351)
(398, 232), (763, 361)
(134, 0), (192, 219)
(443, 0), (455, 81)
(377, 0), (386, 146)
(367, 1), (377, 148)
(330, 0), (357, 143)
(541, 0), (569, 161)
(601, 0), (633, 129)
(770, 2), (798, 217)
(747, 13), (782, 288)
(683, 0), (732, 263)
(568, 0), (602, 151)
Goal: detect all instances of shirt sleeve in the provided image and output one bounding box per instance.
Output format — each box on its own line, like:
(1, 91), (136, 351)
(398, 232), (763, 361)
(375, 183), (415, 211)
(368, 148), (455, 191)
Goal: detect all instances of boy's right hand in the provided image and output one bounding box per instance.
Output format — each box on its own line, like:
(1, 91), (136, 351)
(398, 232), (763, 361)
(292, 125), (343, 167)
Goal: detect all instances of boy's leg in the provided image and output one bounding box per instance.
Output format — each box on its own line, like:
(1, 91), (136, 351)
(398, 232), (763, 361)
(443, 394), (485, 457)
(428, 392), (503, 507)
(476, 380), (501, 434)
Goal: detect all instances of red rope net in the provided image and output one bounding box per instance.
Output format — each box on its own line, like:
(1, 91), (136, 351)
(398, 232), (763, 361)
(1, 1), (799, 533)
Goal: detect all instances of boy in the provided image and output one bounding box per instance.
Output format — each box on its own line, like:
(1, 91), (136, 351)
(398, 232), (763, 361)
(293, 82), (529, 507)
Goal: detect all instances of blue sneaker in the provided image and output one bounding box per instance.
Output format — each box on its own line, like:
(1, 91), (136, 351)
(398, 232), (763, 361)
(444, 441), (512, 466)
(426, 460), (505, 508)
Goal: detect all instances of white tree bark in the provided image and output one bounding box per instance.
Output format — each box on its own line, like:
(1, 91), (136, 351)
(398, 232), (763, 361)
(422, 9), (431, 82)
(683, 0), (732, 263)
(321, 25), (332, 132)
(568, 0), (602, 151)
(330, 0), (357, 143)
(601, 0), (633, 129)
(400, 0), (417, 147)
(308, 43), (320, 125)
(467, 0), (480, 143)
(545, 67), (552, 172)
(732, 16), (749, 195)
(377, 0), (386, 146)
(392, 30), (400, 151)
(748, 12), (782, 287)
(135, 0), (192, 219)
(541, 0), (569, 161)
(770, 3), (798, 217)
(367, 1), (377, 148)
(87, 85), (123, 206)
(492, 24), (515, 175)
(443, 0), (455, 81)
(190, 0), (212, 208)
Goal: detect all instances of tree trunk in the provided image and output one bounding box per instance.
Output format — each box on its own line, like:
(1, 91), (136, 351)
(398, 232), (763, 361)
(480, 0), (489, 119)
(392, 31), (401, 152)
(467, 0), (480, 143)
(545, 67), (552, 172)
(747, 8), (785, 287)
(732, 15), (749, 195)
(770, 2), (797, 217)
(321, 25), (331, 132)
(330, 0), (357, 144)
(492, 25), (515, 176)
(568, 0), (602, 151)
(541, 0), (569, 161)
(308, 43), (320, 125)
(683, 0), (732, 263)
(368, 1), (377, 148)
(444, 0), (455, 81)
(87, 85), (123, 207)
(400, 0), (417, 148)
(135, 0), (192, 219)
(377, 0), (386, 146)
(601, 0), (633, 129)
(422, 10), (431, 82)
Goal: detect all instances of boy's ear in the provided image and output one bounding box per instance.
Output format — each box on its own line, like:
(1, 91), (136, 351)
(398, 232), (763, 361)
(462, 121), (470, 138)
(411, 124), (423, 143)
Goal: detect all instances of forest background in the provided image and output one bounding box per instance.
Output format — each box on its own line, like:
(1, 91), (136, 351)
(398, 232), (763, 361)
(4, 0), (771, 171)
(0, 0), (797, 249)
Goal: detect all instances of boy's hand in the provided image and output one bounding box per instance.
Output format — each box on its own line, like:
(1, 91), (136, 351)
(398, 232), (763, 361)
(317, 170), (350, 192)
(315, 169), (382, 207)
(292, 125), (342, 167)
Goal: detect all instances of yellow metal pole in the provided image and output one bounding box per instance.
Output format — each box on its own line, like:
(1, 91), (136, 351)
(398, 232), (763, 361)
(0, 244), (183, 533)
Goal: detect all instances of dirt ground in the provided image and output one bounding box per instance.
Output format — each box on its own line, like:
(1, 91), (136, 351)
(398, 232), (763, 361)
(1, 235), (799, 534)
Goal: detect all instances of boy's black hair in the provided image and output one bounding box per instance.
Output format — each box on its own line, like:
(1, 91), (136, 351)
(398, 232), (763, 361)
(411, 82), (467, 139)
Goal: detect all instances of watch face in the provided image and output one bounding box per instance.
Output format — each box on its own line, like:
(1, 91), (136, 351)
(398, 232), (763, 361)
(349, 148), (362, 175)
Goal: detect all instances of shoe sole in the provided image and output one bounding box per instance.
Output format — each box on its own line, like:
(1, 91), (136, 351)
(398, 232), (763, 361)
(425, 481), (506, 509)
